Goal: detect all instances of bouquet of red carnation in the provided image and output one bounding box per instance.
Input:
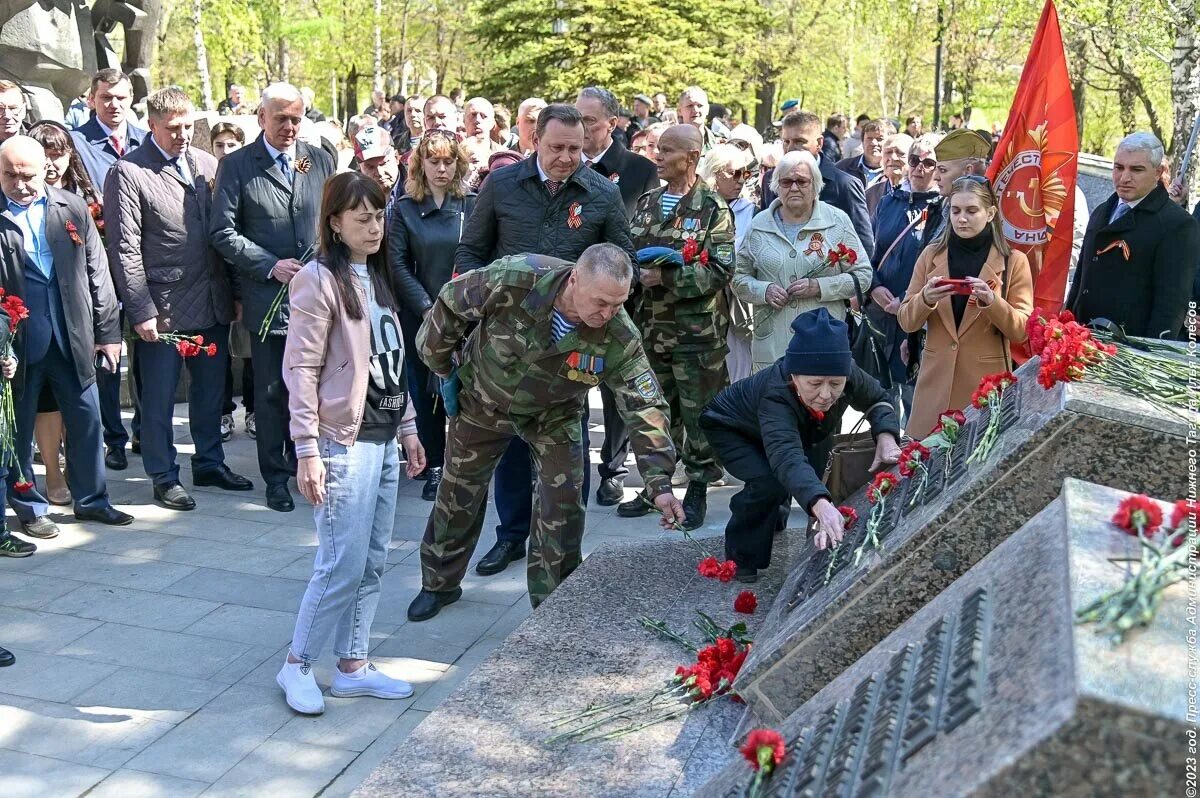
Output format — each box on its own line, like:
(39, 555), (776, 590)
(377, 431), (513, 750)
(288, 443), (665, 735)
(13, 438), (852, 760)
(921, 408), (967, 481)
(822, 505), (860, 585)
(854, 472), (899, 565)
(741, 728), (786, 798)
(808, 241), (858, 280)
(0, 291), (32, 490)
(697, 556), (737, 583)
(965, 372), (1016, 466)
(157, 333), (217, 358)
(1026, 309), (1116, 389)
(679, 237), (710, 266)
(898, 440), (932, 508)
(1075, 494), (1196, 643)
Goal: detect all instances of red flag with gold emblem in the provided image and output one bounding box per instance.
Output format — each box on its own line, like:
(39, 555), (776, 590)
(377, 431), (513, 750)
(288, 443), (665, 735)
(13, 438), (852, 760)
(987, 0), (1078, 320)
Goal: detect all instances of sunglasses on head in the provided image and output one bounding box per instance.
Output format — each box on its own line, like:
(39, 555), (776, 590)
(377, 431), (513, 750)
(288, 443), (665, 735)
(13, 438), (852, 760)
(908, 155), (937, 169)
(724, 168), (753, 181)
(424, 129), (461, 143)
(954, 174), (991, 188)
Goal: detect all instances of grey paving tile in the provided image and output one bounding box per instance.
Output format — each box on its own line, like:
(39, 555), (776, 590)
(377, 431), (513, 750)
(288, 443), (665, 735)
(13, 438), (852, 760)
(161, 568), (308, 613)
(316, 709), (430, 798)
(208, 644), (283, 685)
(0, 571), (86, 610)
(199, 739), (357, 797)
(29, 549), (196, 591)
(270, 690), (411, 752)
(0, 748), (109, 798)
(376, 594), (506, 649)
(0, 606), (101, 654)
(411, 638), (504, 713)
(71, 668), (231, 724)
(44, 584), (222, 632)
(122, 684), (296, 782)
(144, 537), (306, 577)
(368, 625), (467, 666)
(0, 692), (175, 769)
(0, 648), (117, 702)
(182, 605), (296, 647)
(86, 769), (210, 798)
(59, 622), (256, 680)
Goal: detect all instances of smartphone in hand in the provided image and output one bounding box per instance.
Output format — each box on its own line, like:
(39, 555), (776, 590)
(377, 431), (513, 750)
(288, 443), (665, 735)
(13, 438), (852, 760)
(94, 351), (114, 373)
(935, 278), (974, 295)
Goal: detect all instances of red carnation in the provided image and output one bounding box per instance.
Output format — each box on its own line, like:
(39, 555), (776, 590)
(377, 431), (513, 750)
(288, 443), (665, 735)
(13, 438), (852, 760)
(13, 480), (34, 493)
(699, 250), (709, 266)
(734, 590), (758, 614)
(697, 556), (721, 578)
(740, 729), (786, 772)
(1170, 500), (1197, 532)
(868, 472), (898, 504)
(1111, 495), (1163, 537)
(828, 249), (841, 264)
(2, 295), (29, 333)
(844, 248), (858, 265)
(717, 560), (737, 583)
(205, 343), (217, 356)
(194, 335), (205, 346)
(838, 505), (858, 528)
(897, 441), (930, 478)
(681, 238), (699, 263)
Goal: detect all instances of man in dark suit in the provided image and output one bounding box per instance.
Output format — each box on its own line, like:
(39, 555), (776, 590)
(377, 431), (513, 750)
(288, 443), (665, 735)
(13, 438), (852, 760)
(70, 68), (149, 472)
(210, 82), (335, 512)
(0, 136), (134, 540)
(761, 111), (875, 258)
(1066, 132), (1200, 339)
(575, 86), (658, 505)
(455, 103), (634, 576)
(822, 114), (848, 162)
(105, 87), (253, 511)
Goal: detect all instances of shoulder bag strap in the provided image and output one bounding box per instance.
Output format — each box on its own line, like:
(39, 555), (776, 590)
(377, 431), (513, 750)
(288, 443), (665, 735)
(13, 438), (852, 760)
(1000, 252), (1013, 372)
(849, 400), (895, 435)
(876, 209), (927, 275)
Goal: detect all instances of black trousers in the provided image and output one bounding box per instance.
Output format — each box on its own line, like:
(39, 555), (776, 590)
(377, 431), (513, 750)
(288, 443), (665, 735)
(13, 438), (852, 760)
(703, 423), (792, 569)
(248, 335), (295, 488)
(400, 318), (445, 469)
(99, 310), (141, 449)
(223, 356), (255, 416)
(597, 381), (630, 480)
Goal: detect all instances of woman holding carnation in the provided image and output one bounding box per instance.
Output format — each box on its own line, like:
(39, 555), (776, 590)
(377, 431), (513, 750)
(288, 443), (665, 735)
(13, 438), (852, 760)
(897, 177), (1033, 437)
(700, 308), (901, 582)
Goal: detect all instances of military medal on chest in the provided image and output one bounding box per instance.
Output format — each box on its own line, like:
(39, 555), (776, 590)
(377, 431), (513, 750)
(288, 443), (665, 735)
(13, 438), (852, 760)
(566, 352), (605, 386)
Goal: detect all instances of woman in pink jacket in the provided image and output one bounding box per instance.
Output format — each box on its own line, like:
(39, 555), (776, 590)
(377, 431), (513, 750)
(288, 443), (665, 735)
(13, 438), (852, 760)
(276, 172), (426, 715)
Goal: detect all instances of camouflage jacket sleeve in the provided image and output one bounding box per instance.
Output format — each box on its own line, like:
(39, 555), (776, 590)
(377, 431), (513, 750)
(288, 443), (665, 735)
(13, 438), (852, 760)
(603, 337), (676, 498)
(661, 197), (736, 300)
(417, 267), (499, 377)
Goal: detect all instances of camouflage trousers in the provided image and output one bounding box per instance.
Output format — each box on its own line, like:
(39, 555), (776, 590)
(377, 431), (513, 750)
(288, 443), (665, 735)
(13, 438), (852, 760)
(648, 347), (728, 484)
(420, 396), (586, 608)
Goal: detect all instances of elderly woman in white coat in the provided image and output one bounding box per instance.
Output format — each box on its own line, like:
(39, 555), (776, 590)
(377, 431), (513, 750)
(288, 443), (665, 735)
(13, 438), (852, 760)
(733, 150), (871, 374)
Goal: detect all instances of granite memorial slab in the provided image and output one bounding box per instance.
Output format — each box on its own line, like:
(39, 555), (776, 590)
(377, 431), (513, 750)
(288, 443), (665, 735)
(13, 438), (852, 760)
(699, 479), (1189, 797)
(354, 529), (810, 798)
(737, 356), (1190, 725)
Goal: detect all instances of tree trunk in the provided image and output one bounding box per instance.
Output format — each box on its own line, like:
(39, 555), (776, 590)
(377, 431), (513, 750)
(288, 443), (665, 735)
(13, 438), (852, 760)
(278, 36), (289, 83)
(1068, 33), (1087, 146)
(753, 64), (777, 133)
(1168, 2), (1198, 189)
(373, 0), (383, 91)
(192, 0), (214, 111)
(344, 66), (359, 125)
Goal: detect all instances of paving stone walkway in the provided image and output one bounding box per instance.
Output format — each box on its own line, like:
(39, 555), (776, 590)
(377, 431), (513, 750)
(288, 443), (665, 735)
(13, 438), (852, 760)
(0, 395), (738, 797)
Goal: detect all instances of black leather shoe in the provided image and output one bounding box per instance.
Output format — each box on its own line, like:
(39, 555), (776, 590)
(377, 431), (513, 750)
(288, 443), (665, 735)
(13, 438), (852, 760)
(154, 482), (196, 511)
(75, 506), (134, 526)
(0, 645), (14, 667)
(104, 446), (127, 471)
(406, 587), (463, 622)
(130, 438), (141, 455)
(681, 481), (708, 531)
(735, 564), (759, 583)
(194, 465), (254, 492)
(421, 467), (442, 502)
(267, 484), (295, 512)
(617, 491), (655, 518)
(596, 477), (624, 506)
(475, 540), (525, 576)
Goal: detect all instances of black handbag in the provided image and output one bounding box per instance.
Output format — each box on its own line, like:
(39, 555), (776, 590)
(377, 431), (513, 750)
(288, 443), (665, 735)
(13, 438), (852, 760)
(848, 272), (893, 390)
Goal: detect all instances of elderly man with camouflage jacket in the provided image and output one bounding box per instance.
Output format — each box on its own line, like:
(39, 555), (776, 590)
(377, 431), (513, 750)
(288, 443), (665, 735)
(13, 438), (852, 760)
(618, 124), (736, 532)
(406, 245), (684, 620)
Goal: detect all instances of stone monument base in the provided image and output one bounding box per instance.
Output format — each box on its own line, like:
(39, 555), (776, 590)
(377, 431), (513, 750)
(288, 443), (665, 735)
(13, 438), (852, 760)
(353, 530), (809, 797)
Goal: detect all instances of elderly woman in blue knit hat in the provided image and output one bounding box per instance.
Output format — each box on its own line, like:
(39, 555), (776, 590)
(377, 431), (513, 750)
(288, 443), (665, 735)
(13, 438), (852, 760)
(700, 308), (901, 582)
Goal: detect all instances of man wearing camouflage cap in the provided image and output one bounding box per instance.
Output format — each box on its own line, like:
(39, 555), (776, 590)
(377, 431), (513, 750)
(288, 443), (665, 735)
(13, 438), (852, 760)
(407, 244), (685, 619)
(921, 127), (992, 249)
(618, 124), (736, 531)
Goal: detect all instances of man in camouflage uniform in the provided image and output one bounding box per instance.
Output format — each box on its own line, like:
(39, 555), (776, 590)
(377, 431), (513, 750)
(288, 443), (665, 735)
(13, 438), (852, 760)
(406, 244), (685, 620)
(618, 124), (735, 530)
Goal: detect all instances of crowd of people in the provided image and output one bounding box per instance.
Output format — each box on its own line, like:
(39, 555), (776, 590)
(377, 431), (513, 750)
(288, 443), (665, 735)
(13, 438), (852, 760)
(0, 71), (1197, 711)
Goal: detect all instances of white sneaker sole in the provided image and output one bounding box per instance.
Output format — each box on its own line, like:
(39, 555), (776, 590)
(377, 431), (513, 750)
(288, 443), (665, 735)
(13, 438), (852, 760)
(277, 673), (325, 715)
(329, 685), (414, 699)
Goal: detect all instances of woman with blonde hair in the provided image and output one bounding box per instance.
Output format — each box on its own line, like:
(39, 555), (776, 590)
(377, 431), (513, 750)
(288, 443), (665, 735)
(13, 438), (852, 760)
(897, 176), (1033, 437)
(389, 130), (475, 501)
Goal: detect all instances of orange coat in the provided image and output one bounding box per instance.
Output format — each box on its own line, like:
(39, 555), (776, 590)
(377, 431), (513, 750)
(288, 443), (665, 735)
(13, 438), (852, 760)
(897, 245), (1033, 438)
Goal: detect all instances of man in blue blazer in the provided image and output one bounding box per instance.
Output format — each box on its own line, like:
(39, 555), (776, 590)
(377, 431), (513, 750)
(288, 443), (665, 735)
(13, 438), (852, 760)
(69, 68), (149, 472)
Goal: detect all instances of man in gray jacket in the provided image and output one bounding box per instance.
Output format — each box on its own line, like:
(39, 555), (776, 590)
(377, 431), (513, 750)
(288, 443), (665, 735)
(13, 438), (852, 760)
(105, 87), (253, 511)
(210, 82), (335, 512)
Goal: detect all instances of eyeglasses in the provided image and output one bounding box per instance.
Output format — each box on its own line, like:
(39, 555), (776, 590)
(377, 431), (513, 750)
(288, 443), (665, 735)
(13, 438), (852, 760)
(722, 168), (752, 181)
(0, 105), (24, 118)
(954, 174), (991, 188)
(778, 177), (812, 190)
(908, 155), (937, 169)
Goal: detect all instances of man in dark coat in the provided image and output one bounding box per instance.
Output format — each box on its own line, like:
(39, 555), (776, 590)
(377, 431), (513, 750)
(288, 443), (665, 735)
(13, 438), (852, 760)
(69, 68), (150, 471)
(1066, 132), (1200, 339)
(700, 309), (900, 581)
(105, 87), (253, 511)
(761, 111), (875, 258)
(210, 82), (335, 512)
(576, 86), (659, 506)
(0, 136), (133, 541)
(822, 114), (848, 163)
(454, 103), (634, 577)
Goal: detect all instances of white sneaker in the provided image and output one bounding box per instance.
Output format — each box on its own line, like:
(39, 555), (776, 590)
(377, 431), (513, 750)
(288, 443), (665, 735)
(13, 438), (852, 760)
(220, 414), (235, 442)
(277, 660), (325, 714)
(330, 662), (414, 699)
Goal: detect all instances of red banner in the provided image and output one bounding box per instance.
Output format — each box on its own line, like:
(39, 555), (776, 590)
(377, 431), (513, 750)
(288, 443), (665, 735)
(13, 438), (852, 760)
(987, 0), (1079, 319)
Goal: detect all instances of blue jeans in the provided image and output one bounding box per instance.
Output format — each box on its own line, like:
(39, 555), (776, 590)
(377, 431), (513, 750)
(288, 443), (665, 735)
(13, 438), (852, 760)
(290, 437), (400, 663)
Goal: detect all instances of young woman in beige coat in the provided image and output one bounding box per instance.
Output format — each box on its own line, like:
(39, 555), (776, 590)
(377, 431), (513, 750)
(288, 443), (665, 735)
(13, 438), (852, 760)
(897, 177), (1033, 437)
